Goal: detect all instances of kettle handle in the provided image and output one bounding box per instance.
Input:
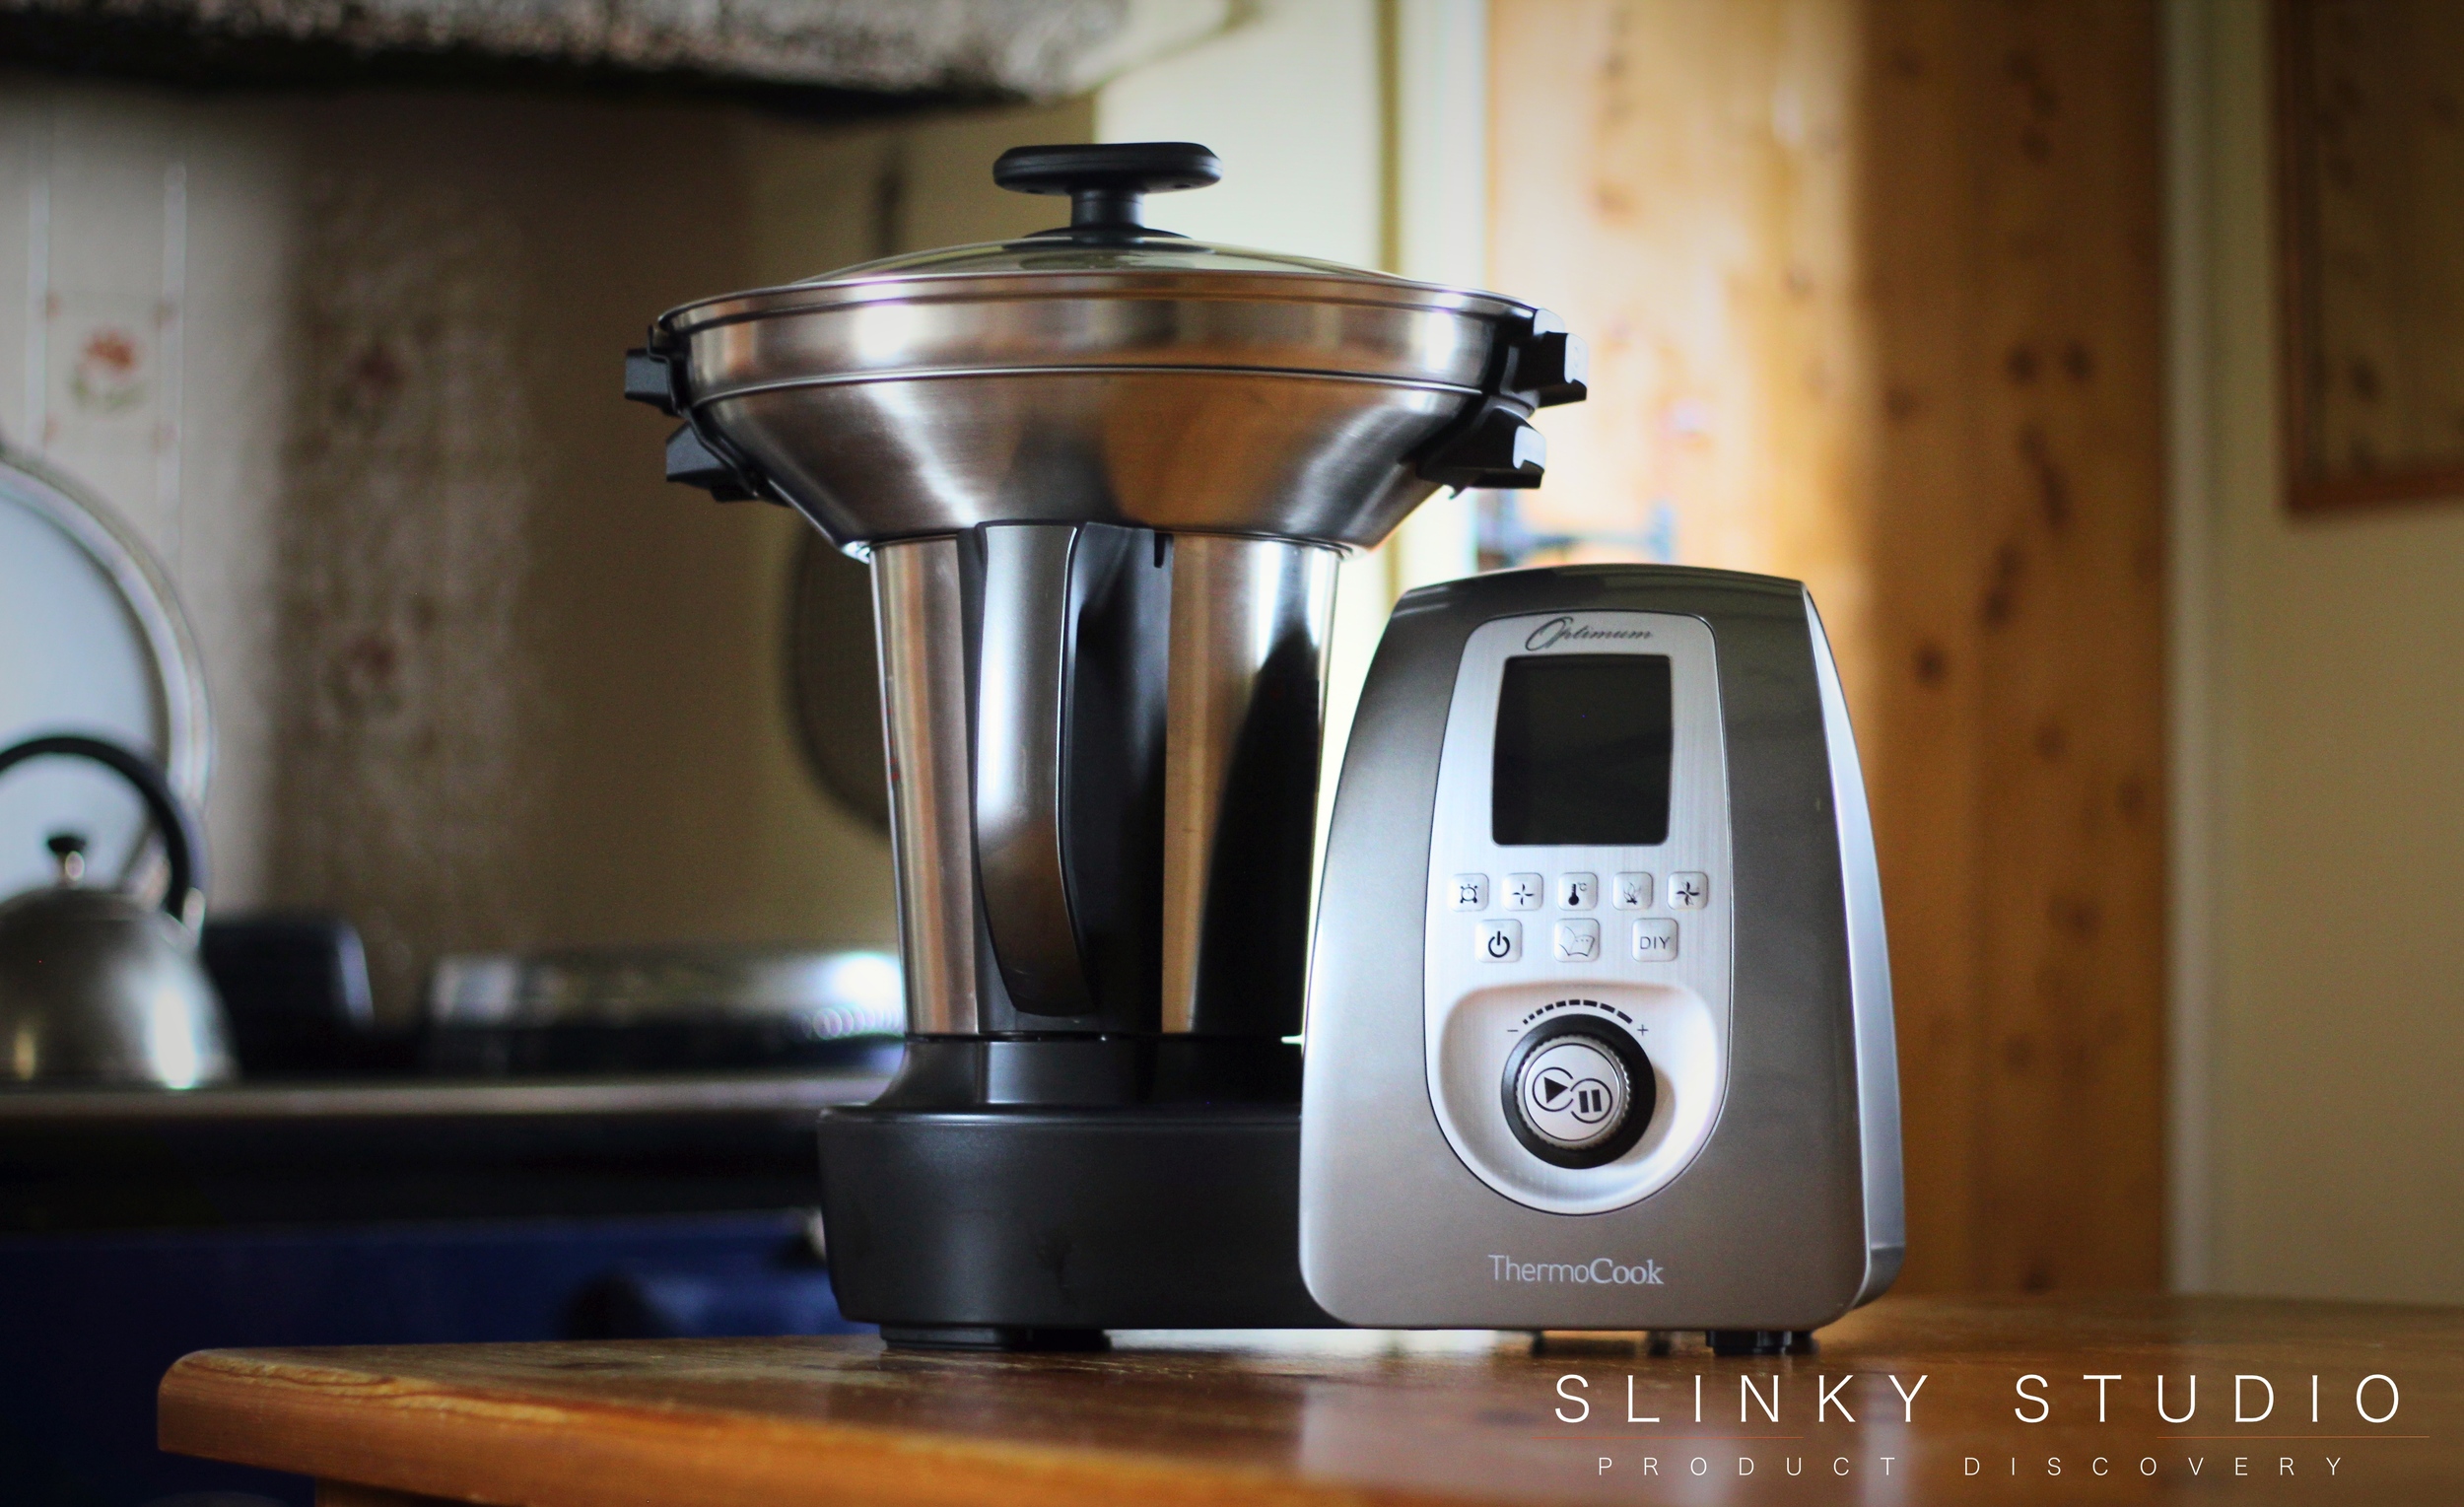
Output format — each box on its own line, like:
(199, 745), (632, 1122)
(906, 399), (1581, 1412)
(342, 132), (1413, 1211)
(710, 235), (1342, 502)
(0, 734), (203, 925)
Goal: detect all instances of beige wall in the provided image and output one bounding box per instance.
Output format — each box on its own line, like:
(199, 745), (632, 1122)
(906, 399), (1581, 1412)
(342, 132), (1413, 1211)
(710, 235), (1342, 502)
(1099, 0), (1491, 863)
(0, 79), (1117, 1019)
(0, 82), (296, 913)
(0, 7), (1424, 1023)
(1100, 0), (1396, 824)
(2175, 0), (2464, 1302)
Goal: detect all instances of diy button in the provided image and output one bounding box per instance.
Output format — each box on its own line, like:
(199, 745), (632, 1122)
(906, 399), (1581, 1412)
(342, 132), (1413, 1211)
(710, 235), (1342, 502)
(1474, 920), (1522, 962)
(1631, 918), (1677, 961)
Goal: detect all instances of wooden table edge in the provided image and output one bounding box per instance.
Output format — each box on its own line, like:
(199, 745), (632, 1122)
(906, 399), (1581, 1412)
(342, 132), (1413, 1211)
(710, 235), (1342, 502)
(157, 1346), (1466, 1507)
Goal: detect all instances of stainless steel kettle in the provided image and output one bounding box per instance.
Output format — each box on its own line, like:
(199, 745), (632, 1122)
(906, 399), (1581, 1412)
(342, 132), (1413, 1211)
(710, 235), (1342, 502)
(0, 733), (234, 1087)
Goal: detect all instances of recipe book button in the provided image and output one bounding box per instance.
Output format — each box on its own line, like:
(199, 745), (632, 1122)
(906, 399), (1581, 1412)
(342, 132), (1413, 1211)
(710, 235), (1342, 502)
(1552, 920), (1601, 960)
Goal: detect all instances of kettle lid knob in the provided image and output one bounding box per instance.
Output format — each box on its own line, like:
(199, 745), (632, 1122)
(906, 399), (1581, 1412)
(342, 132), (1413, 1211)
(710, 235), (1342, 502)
(45, 831), (87, 886)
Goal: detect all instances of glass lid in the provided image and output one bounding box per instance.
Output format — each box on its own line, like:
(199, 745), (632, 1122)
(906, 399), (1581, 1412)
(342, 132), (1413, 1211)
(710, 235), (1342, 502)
(794, 232), (1405, 284)
(667, 141), (1512, 319)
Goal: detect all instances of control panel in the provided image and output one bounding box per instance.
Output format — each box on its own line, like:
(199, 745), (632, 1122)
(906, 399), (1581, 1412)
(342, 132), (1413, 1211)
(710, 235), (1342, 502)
(1421, 611), (1733, 1215)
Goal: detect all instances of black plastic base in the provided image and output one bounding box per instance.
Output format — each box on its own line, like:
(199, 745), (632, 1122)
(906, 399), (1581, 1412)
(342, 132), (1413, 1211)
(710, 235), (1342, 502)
(817, 1098), (1332, 1342)
(878, 1325), (1110, 1352)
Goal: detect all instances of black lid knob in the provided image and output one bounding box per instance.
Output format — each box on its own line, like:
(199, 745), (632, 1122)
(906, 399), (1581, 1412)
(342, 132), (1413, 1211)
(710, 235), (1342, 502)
(993, 142), (1220, 238)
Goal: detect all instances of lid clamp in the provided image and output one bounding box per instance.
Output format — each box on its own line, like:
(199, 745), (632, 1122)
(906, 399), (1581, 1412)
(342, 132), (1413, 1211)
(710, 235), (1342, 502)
(1411, 309), (1591, 492)
(624, 344), (778, 506)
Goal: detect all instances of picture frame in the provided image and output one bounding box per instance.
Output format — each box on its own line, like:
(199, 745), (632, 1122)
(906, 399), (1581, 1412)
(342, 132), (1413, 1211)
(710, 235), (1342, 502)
(2275, 0), (2464, 514)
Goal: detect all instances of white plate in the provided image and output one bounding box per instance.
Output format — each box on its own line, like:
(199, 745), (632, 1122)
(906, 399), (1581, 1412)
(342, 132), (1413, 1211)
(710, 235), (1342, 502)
(0, 447), (209, 902)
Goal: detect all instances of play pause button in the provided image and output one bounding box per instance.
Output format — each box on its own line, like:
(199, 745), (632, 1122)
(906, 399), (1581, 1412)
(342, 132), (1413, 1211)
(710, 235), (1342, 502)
(1512, 1035), (1630, 1150)
(1534, 1069), (1611, 1120)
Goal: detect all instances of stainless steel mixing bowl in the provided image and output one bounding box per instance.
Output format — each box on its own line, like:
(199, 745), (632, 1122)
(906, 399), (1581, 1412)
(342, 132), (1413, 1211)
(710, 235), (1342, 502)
(627, 142), (1584, 549)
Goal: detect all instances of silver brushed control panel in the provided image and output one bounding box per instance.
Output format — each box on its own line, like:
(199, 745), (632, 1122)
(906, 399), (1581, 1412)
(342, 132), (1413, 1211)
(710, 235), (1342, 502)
(1299, 567), (1901, 1332)
(1420, 612), (1733, 1215)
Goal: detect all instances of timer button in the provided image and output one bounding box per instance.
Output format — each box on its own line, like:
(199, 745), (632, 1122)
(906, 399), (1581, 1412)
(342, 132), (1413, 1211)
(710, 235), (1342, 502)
(1499, 1015), (1656, 1169)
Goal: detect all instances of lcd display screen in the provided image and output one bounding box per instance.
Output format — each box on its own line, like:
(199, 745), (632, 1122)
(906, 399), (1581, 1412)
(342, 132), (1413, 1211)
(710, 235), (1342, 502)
(1491, 654), (1674, 846)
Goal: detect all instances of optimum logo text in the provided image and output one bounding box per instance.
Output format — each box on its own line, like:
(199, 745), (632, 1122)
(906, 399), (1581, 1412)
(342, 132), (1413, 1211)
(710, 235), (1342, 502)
(1526, 617), (1655, 651)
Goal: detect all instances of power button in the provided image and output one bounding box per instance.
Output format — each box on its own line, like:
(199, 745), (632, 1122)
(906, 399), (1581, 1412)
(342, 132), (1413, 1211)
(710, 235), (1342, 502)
(1499, 1014), (1656, 1169)
(1473, 920), (1522, 962)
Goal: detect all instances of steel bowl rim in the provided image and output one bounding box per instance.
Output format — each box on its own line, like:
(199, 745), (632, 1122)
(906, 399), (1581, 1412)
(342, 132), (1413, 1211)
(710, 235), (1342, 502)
(655, 268), (1534, 342)
(686, 363), (1491, 407)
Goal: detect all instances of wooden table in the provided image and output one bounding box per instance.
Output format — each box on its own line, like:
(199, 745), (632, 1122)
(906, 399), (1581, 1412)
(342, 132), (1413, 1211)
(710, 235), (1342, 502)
(160, 1296), (2458, 1504)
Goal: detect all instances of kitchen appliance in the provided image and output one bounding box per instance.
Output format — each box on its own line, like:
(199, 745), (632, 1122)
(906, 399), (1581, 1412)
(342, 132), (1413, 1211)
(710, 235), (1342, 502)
(1298, 566), (1901, 1346)
(423, 945), (903, 1075)
(627, 141), (1586, 1345)
(0, 733), (233, 1087)
(202, 912), (380, 1075)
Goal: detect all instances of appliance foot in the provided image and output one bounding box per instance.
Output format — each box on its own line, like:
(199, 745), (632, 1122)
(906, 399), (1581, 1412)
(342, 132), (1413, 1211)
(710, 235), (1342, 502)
(1706, 1329), (1816, 1356)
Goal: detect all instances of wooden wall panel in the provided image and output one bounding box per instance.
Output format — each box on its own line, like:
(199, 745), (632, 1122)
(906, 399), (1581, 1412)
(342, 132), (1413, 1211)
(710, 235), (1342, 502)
(1845, 0), (1987, 1291)
(1484, 0), (1878, 695)
(1491, 0), (2166, 1291)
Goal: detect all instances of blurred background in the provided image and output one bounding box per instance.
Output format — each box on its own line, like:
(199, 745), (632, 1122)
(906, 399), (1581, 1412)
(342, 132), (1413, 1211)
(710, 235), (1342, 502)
(0, 0), (2458, 1498)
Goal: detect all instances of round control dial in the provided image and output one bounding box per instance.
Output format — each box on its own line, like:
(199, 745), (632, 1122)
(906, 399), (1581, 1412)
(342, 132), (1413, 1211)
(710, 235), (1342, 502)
(1500, 1015), (1656, 1169)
